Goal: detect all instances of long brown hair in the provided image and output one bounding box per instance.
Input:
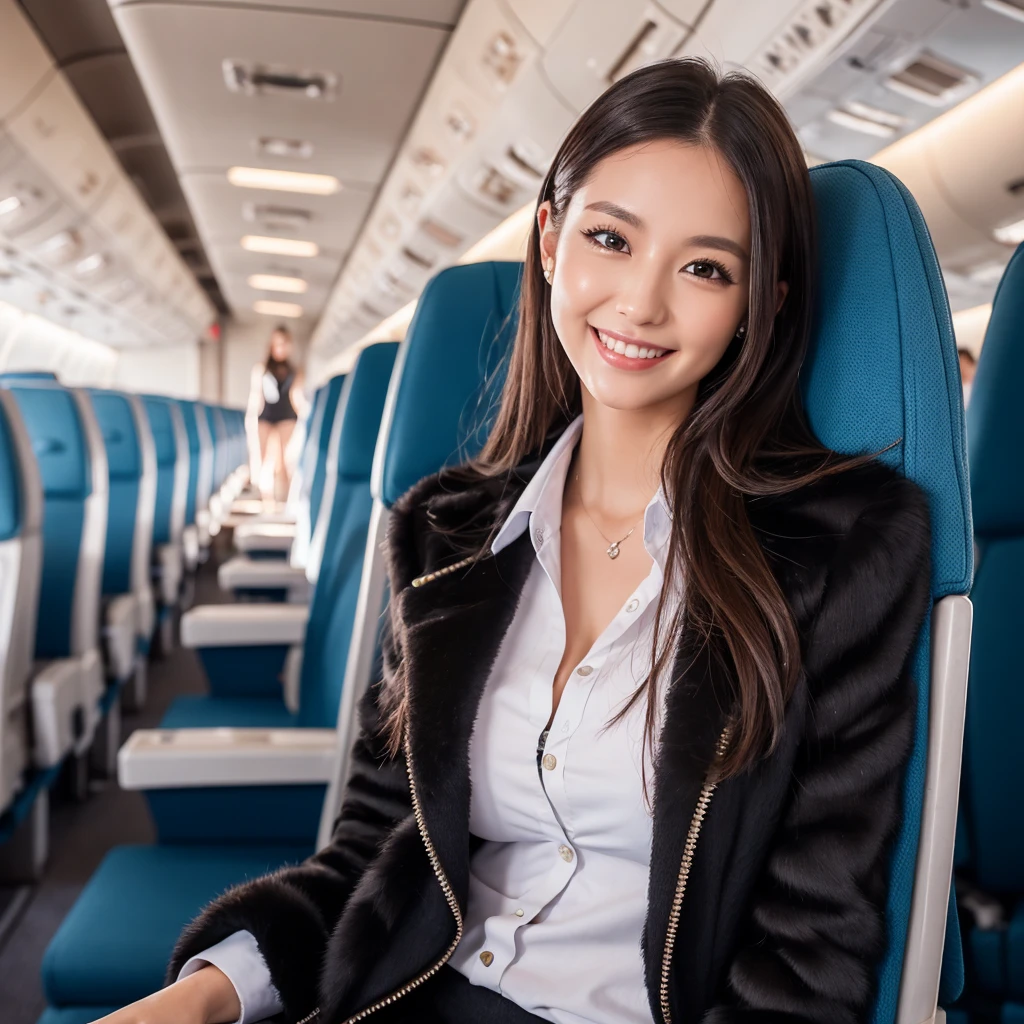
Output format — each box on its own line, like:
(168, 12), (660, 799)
(389, 58), (861, 778)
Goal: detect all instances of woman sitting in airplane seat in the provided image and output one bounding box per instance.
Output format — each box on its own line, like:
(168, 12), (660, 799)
(99, 56), (932, 1024)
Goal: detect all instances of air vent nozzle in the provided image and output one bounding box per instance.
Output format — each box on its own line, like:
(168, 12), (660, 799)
(223, 60), (337, 100)
(885, 50), (977, 106)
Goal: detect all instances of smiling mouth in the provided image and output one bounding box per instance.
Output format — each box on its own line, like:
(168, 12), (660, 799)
(590, 325), (673, 366)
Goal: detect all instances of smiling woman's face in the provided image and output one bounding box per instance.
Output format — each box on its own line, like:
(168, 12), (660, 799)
(539, 139), (753, 418)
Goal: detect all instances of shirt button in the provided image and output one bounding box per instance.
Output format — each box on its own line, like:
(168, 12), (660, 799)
(514, 908), (525, 917)
(534, 528), (544, 545)
(626, 598), (639, 613)
(558, 844), (574, 863)
(479, 950), (494, 967)
(542, 753), (557, 771)
(576, 665), (593, 677)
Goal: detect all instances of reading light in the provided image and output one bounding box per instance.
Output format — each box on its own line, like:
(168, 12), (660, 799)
(240, 235), (319, 257)
(228, 166), (340, 195)
(248, 273), (308, 294)
(993, 217), (1024, 245)
(254, 299), (303, 318)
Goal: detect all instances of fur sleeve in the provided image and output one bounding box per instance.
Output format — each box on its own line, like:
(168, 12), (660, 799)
(166, 617), (413, 1021)
(704, 473), (932, 1024)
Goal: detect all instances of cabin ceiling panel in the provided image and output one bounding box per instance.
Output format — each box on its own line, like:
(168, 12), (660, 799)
(181, 174), (374, 253)
(156, 0), (468, 23)
(112, 4), (451, 182)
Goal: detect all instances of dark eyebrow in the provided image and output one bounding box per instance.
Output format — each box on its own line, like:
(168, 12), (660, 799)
(584, 200), (643, 230)
(686, 234), (749, 262)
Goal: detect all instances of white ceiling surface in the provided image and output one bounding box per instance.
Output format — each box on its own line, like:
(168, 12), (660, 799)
(109, 0), (467, 331)
(0, 0), (214, 348)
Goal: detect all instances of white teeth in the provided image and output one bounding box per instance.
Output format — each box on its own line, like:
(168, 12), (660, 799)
(595, 328), (667, 359)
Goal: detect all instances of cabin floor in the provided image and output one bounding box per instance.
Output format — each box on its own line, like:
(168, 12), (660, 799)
(0, 537), (233, 1024)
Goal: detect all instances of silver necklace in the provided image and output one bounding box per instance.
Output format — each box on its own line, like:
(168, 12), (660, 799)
(574, 471), (645, 560)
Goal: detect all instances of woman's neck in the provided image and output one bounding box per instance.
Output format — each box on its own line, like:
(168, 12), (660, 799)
(570, 387), (695, 520)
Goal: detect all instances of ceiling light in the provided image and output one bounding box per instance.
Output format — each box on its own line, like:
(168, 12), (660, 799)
(248, 273), (308, 294)
(240, 235), (319, 257)
(254, 299), (303, 318)
(826, 108), (899, 138)
(75, 253), (108, 276)
(994, 218), (1024, 245)
(982, 0), (1024, 24)
(0, 196), (22, 218)
(227, 166), (340, 195)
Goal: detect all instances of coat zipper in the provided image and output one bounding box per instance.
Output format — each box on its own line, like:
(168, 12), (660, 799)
(336, 734), (464, 1023)
(659, 724), (733, 1024)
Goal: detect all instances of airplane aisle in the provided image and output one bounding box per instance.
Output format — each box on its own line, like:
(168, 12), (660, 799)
(0, 539), (235, 1024)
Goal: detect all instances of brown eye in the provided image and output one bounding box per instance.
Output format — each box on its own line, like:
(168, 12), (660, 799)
(690, 261), (718, 279)
(588, 229), (631, 254)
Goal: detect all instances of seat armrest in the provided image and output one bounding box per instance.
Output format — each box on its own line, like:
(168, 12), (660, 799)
(235, 523), (295, 554)
(117, 727), (337, 788)
(218, 555), (309, 597)
(181, 604), (309, 647)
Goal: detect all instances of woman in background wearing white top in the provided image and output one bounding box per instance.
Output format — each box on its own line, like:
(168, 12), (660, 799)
(97, 58), (931, 1024)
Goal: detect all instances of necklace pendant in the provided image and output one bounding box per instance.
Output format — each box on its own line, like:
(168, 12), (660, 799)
(607, 542), (620, 560)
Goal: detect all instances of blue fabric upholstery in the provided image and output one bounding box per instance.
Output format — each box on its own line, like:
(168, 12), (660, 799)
(299, 343), (398, 729)
(0, 396), (21, 542)
(379, 262), (521, 507)
(41, 844), (309, 1007)
(193, 645), (291, 700)
(159, 695), (297, 730)
(309, 374), (346, 534)
(803, 161), (971, 1020)
(176, 400), (200, 527)
(37, 1008), (121, 1024)
(0, 374), (94, 659)
(142, 397), (179, 546)
(90, 391), (142, 596)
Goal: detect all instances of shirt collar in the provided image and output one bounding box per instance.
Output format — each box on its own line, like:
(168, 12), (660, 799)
(490, 415), (673, 571)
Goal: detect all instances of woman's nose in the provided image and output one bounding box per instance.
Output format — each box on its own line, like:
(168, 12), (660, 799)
(614, 263), (669, 327)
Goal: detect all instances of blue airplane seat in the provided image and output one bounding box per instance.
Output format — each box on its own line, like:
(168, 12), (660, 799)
(174, 400), (203, 572)
(0, 390), (49, 873)
(89, 392), (157, 712)
(141, 397), (188, 647)
(193, 402), (216, 554)
(954, 241), (1024, 1012)
(167, 346), (397, 718)
(36, 280), (511, 1019)
(0, 373), (109, 784)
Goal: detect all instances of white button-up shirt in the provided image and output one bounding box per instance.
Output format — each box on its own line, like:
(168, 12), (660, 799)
(181, 416), (677, 1024)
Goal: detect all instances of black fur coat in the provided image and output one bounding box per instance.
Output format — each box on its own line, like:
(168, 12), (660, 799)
(169, 454), (932, 1024)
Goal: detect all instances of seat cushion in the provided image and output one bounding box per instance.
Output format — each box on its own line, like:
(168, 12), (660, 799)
(42, 843), (309, 1007)
(37, 1009), (120, 1024)
(159, 695), (297, 730)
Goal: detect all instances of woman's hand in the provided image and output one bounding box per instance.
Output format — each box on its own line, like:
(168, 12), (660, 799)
(88, 965), (242, 1024)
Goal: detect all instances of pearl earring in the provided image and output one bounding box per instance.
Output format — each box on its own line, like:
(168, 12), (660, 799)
(735, 322), (747, 339)
(543, 257), (554, 284)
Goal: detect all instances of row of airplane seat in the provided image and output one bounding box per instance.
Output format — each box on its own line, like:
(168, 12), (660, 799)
(0, 375), (250, 889)
(33, 159), (976, 1024)
(947, 240), (1024, 1024)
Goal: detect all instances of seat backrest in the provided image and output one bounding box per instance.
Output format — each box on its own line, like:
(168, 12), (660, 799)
(0, 373), (109, 661)
(298, 344), (398, 729)
(0, 390), (42, 811)
(194, 402), (214, 512)
(142, 396), (183, 547)
(801, 161), (972, 1024)
(959, 240), (1024, 894)
(175, 400), (201, 527)
(89, 391), (155, 603)
(290, 374), (345, 571)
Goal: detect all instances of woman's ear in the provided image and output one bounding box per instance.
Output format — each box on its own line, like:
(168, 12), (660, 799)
(537, 201), (558, 265)
(776, 281), (789, 315)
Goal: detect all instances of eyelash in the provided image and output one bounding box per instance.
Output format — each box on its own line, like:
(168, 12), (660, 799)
(580, 225), (736, 285)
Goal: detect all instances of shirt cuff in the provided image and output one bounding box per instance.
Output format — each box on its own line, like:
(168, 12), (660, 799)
(178, 929), (284, 1024)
